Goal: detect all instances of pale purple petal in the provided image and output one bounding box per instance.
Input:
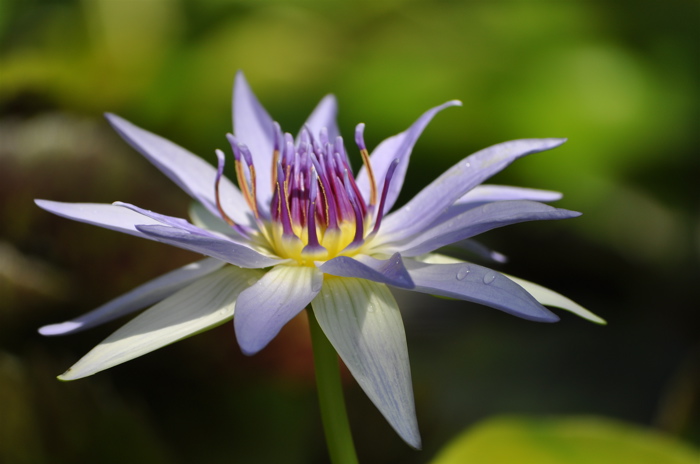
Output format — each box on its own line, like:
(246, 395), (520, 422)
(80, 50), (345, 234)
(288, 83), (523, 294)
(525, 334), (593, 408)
(404, 259), (558, 322)
(318, 253), (414, 289)
(356, 100), (461, 211)
(39, 258), (225, 336)
(451, 239), (508, 263)
(189, 202), (239, 236)
(233, 71), (276, 208)
(433, 185), (564, 225)
(389, 201), (580, 257)
(136, 224), (283, 269)
(105, 113), (252, 227)
(234, 265), (323, 355)
(457, 185), (562, 205)
(302, 94), (339, 141)
(114, 202), (222, 238)
(117, 201), (253, 246)
(312, 278), (420, 448)
(35, 200), (162, 238)
(376, 139), (567, 244)
(59, 266), (264, 380)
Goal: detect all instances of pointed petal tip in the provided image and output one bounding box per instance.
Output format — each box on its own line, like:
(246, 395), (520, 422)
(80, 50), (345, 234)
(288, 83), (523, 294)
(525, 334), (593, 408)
(408, 435), (423, 450)
(237, 341), (263, 357)
(57, 368), (80, 382)
(560, 208), (582, 218)
(548, 137), (568, 148)
(103, 112), (126, 128)
(540, 312), (560, 323)
(38, 321), (83, 336)
(234, 70), (251, 91)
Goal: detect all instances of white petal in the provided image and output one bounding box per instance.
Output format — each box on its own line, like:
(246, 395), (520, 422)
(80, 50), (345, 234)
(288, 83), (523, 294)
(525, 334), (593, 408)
(311, 277), (421, 448)
(59, 266), (264, 380)
(503, 274), (606, 324)
(40, 258), (225, 335)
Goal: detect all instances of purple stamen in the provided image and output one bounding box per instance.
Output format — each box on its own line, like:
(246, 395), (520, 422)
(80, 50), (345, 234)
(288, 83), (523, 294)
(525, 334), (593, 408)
(334, 136), (347, 162)
(309, 154), (337, 229)
(302, 168), (326, 255)
(319, 127), (329, 147)
(342, 169), (365, 247)
(272, 122), (283, 152)
(276, 163), (296, 238)
(354, 123), (366, 151)
(370, 158), (399, 236)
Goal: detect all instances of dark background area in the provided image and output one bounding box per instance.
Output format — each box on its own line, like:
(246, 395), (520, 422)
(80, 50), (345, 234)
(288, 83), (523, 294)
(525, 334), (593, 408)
(1, 1), (698, 462)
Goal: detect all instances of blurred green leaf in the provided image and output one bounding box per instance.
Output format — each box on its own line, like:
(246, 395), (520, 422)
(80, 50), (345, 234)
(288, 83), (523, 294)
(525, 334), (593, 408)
(430, 416), (700, 464)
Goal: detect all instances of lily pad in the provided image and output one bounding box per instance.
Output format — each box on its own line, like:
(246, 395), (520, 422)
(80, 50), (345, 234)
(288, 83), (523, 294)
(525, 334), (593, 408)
(430, 416), (699, 464)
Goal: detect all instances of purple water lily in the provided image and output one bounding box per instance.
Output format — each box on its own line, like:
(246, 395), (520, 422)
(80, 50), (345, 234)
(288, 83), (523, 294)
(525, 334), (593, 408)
(36, 72), (603, 449)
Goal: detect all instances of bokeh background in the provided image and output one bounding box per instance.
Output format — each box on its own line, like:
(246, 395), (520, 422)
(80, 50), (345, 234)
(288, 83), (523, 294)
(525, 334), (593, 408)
(1, 0), (698, 463)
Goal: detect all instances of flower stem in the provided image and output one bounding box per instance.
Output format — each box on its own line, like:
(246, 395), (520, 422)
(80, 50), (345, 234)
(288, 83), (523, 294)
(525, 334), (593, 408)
(308, 309), (359, 464)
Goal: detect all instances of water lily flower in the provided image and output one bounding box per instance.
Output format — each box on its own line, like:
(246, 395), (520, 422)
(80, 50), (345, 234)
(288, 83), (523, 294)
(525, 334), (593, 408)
(36, 72), (603, 449)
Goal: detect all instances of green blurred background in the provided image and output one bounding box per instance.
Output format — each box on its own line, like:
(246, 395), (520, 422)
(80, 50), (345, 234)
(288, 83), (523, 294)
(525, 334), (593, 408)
(1, 0), (698, 463)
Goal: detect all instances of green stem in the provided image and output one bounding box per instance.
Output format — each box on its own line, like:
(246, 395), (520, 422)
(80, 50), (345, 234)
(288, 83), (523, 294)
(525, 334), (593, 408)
(308, 308), (359, 464)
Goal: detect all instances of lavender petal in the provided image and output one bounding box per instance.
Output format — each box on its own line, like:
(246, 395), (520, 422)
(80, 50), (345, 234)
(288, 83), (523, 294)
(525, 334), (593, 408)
(105, 113), (251, 227)
(377, 139), (567, 244)
(404, 259), (558, 322)
(356, 101), (461, 212)
(136, 224), (283, 269)
(234, 265), (323, 355)
(318, 253), (414, 289)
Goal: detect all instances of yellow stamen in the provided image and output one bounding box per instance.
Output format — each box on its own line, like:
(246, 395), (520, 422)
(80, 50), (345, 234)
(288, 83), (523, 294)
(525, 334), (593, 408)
(271, 148), (280, 192)
(235, 160), (258, 218)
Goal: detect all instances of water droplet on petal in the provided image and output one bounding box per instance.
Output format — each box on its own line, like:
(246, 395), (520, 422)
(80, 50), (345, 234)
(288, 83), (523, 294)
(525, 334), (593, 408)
(483, 271), (496, 285)
(464, 162), (471, 168)
(456, 266), (470, 280)
(367, 304), (375, 313)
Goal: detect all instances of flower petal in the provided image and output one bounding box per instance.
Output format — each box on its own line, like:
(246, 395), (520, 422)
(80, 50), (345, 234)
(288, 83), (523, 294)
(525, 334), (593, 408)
(389, 201), (580, 257)
(456, 185), (562, 205)
(114, 202), (223, 237)
(430, 186), (565, 227)
(312, 277), (420, 448)
(377, 139), (567, 243)
(105, 113), (252, 227)
(189, 201), (235, 235)
(404, 259), (558, 322)
(318, 253), (414, 289)
(503, 274), (606, 324)
(234, 265), (323, 355)
(58, 266), (264, 380)
(35, 200), (162, 238)
(302, 94), (340, 141)
(233, 71), (276, 208)
(356, 100), (461, 211)
(450, 239), (508, 264)
(39, 258), (225, 336)
(136, 224), (283, 269)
